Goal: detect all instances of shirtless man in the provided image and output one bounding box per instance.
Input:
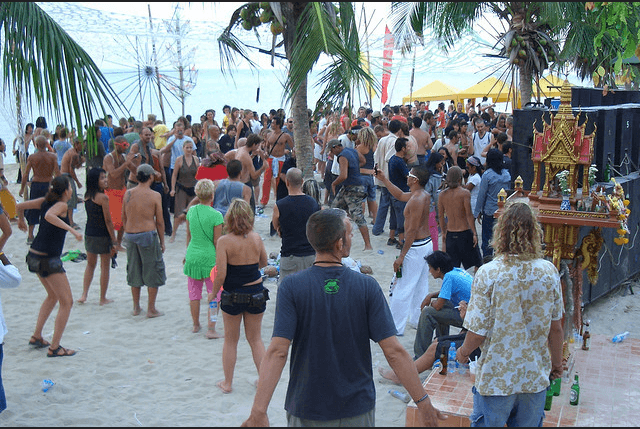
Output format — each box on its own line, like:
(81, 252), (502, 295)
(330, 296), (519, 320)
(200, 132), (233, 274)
(437, 165), (481, 271)
(121, 163), (166, 318)
(395, 120), (419, 167)
(20, 135), (60, 244)
(103, 136), (134, 250)
(261, 116), (293, 207)
(410, 116), (433, 166)
(60, 138), (85, 229)
(375, 164), (433, 336)
(126, 127), (172, 236)
(235, 134), (267, 213)
(442, 130), (460, 167)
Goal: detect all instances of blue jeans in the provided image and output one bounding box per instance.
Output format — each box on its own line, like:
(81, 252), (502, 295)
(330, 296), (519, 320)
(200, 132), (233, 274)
(470, 386), (546, 427)
(481, 213), (495, 259)
(390, 196), (406, 235)
(0, 343), (5, 413)
(372, 187), (396, 236)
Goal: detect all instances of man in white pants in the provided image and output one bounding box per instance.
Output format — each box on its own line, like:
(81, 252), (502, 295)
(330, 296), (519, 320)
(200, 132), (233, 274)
(375, 164), (433, 336)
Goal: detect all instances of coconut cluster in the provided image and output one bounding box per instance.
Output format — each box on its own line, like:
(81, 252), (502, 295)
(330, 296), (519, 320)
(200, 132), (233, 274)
(239, 2), (283, 35)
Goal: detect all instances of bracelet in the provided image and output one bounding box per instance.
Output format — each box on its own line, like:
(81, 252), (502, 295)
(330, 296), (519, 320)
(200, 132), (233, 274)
(414, 392), (429, 404)
(0, 252), (4, 257)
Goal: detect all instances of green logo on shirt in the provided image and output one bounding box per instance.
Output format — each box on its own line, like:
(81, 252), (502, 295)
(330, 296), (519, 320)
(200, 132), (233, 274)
(324, 279), (339, 294)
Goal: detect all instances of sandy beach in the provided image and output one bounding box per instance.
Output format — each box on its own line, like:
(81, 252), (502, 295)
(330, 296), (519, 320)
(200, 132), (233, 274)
(0, 161), (637, 427)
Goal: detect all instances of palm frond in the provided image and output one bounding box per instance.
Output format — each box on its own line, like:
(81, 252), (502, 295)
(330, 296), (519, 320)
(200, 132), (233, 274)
(0, 2), (125, 141)
(284, 2), (377, 105)
(217, 3), (259, 83)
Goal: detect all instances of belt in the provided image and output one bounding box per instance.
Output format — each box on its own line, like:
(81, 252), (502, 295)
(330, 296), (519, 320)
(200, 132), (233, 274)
(412, 237), (432, 247)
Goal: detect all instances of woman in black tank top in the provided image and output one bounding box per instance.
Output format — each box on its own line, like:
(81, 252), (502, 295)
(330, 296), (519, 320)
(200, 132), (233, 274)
(211, 199), (268, 394)
(16, 175), (83, 357)
(79, 167), (117, 306)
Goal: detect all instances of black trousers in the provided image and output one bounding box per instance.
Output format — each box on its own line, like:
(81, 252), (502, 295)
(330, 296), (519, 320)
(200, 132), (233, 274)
(151, 181), (172, 236)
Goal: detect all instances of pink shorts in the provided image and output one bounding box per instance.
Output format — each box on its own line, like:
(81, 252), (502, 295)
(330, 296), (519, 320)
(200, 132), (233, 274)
(187, 277), (222, 301)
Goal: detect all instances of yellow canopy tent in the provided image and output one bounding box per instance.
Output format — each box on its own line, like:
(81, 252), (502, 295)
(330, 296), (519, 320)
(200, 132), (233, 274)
(458, 77), (516, 104)
(401, 80), (461, 104)
(537, 74), (571, 98)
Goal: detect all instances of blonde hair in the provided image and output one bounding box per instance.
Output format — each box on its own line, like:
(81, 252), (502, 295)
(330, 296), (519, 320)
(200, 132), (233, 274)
(195, 179), (215, 202)
(224, 198), (254, 236)
(491, 202), (543, 260)
(357, 127), (377, 151)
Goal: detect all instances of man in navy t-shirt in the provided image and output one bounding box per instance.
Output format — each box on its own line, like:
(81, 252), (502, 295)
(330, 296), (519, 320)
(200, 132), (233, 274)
(272, 168), (320, 283)
(241, 209), (445, 427)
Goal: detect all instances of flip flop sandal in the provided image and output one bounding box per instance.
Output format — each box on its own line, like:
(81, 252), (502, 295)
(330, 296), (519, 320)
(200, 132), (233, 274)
(47, 345), (76, 358)
(71, 253), (88, 263)
(28, 336), (51, 348)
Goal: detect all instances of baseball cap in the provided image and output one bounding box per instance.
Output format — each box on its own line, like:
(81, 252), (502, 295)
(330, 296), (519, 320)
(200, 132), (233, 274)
(137, 163), (156, 176)
(372, 111), (382, 118)
(349, 125), (363, 135)
(328, 139), (343, 149)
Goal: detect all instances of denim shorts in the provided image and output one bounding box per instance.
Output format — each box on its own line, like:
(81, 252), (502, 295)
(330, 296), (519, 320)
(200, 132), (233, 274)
(361, 175), (376, 201)
(26, 252), (65, 278)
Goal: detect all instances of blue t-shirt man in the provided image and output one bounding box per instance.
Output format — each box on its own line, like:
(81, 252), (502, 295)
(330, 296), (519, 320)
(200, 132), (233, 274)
(388, 154), (409, 192)
(438, 267), (472, 305)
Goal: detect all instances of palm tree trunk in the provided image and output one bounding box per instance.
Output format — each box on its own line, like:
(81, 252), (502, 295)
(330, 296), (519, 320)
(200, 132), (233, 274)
(291, 77), (313, 180)
(519, 62), (533, 106)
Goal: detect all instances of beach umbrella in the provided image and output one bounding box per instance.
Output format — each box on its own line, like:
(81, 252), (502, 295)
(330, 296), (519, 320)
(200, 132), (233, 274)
(401, 80), (461, 104)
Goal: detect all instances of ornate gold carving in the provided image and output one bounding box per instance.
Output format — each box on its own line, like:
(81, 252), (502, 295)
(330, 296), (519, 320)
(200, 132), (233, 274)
(574, 228), (604, 285)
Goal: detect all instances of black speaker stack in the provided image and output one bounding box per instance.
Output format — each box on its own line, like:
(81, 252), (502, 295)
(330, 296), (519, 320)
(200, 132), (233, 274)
(512, 86), (640, 187)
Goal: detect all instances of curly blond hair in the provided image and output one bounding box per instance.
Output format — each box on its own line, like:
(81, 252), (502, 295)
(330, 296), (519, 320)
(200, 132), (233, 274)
(357, 127), (377, 151)
(224, 198), (254, 236)
(490, 202), (543, 260)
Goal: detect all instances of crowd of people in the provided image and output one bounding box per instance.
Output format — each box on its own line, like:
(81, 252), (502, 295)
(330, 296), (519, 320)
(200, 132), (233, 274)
(0, 99), (564, 426)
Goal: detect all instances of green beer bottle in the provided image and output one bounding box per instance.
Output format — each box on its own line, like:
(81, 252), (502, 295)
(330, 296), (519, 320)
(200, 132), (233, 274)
(569, 373), (580, 405)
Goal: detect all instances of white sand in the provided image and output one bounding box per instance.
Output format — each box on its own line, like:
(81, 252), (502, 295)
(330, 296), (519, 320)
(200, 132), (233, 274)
(0, 162), (635, 427)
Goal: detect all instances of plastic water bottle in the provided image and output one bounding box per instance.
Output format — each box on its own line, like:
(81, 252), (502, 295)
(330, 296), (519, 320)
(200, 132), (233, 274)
(612, 331), (630, 343)
(448, 341), (458, 375)
(209, 301), (218, 323)
(389, 389), (410, 403)
(41, 379), (55, 392)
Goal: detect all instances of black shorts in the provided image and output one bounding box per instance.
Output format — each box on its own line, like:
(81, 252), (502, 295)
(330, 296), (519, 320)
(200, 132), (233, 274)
(26, 252), (65, 278)
(446, 229), (482, 269)
(220, 283), (268, 316)
(85, 235), (112, 254)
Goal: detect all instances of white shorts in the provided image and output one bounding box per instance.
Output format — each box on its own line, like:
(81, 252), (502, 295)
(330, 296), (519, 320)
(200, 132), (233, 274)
(314, 143), (326, 162)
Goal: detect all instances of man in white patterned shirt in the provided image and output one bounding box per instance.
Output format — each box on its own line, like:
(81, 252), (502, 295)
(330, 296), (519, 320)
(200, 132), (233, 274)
(456, 202), (564, 427)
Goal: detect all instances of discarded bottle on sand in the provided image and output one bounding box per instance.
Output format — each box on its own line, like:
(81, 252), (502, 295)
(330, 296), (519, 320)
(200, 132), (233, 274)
(612, 331), (630, 343)
(389, 389), (410, 403)
(42, 379), (55, 392)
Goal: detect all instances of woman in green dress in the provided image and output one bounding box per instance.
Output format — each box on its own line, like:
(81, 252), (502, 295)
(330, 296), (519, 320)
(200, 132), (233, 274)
(184, 178), (224, 338)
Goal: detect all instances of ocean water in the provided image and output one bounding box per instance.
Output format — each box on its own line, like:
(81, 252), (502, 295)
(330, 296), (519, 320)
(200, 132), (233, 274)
(0, 67), (501, 165)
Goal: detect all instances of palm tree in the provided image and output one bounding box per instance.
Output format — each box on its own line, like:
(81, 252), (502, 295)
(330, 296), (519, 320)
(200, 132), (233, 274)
(0, 2), (124, 157)
(389, 2), (587, 106)
(218, 2), (377, 179)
